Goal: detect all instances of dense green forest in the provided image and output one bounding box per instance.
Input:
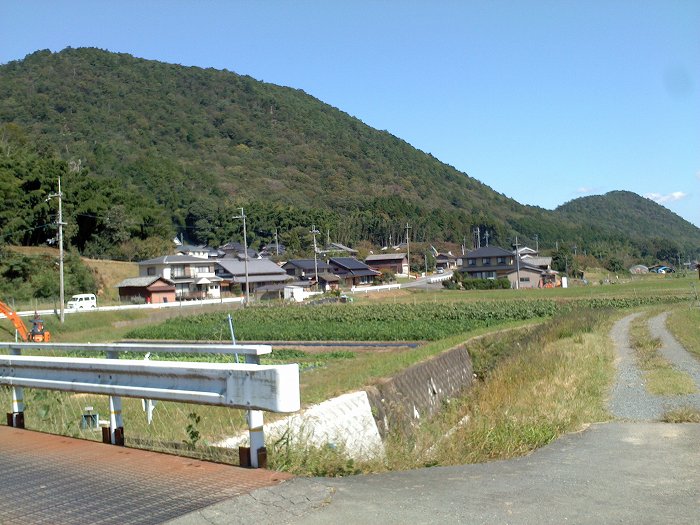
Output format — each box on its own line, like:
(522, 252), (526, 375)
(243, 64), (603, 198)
(1, 47), (698, 264)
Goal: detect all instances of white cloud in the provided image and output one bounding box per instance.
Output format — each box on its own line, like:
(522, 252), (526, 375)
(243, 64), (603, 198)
(575, 186), (595, 195)
(644, 191), (688, 204)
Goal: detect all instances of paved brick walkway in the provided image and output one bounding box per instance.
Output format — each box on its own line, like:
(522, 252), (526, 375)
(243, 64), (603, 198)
(0, 426), (293, 525)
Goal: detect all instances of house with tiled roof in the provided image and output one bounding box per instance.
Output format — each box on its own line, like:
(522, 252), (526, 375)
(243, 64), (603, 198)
(365, 253), (408, 276)
(116, 276), (176, 304)
(458, 246), (554, 289)
(328, 257), (381, 287)
(282, 259), (340, 292)
(138, 254), (223, 299)
(216, 257), (292, 296)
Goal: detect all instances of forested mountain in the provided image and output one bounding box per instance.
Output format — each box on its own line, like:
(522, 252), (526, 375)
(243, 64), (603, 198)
(555, 191), (699, 262)
(0, 47), (697, 263)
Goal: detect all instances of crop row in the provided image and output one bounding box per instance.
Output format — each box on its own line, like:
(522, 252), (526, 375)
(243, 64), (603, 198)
(125, 295), (685, 342)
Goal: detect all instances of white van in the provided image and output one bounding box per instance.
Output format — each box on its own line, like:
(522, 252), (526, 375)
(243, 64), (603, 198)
(67, 293), (97, 310)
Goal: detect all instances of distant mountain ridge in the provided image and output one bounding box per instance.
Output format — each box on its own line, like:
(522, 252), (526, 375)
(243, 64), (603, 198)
(0, 47), (697, 260)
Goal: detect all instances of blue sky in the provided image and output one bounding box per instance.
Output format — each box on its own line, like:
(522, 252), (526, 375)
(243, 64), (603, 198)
(2, 1), (698, 227)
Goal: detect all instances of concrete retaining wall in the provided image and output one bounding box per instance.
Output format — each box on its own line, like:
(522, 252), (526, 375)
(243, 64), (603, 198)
(365, 344), (474, 438)
(215, 344), (474, 461)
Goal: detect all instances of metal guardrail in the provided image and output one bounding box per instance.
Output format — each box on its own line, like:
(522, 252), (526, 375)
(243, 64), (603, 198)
(0, 355), (299, 411)
(1, 342), (297, 468)
(0, 342), (271, 359)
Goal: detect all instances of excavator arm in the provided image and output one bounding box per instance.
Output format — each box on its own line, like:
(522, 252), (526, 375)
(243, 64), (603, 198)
(0, 300), (30, 341)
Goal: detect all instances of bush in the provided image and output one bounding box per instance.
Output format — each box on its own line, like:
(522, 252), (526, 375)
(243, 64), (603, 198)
(461, 277), (511, 290)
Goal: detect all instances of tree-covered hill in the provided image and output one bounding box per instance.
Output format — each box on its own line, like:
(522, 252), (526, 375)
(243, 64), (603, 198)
(0, 47), (697, 263)
(555, 191), (699, 261)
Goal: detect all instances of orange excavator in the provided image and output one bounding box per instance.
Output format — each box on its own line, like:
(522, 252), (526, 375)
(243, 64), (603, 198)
(0, 300), (51, 342)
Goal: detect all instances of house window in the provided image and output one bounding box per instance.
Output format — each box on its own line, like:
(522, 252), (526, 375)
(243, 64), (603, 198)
(147, 267), (156, 276)
(482, 258), (490, 265)
(195, 265), (210, 274)
(520, 277), (531, 283)
(172, 266), (186, 278)
(468, 259), (476, 266)
(497, 257), (506, 264)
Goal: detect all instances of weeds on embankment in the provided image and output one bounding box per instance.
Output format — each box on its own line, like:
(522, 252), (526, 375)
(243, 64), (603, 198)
(380, 308), (616, 470)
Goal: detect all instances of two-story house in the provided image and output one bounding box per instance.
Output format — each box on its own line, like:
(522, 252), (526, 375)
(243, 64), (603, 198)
(138, 254), (223, 299)
(459, 246), (546, 289)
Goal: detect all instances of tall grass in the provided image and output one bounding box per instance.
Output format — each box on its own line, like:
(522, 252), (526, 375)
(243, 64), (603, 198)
(629, 312), (696, 396)
(667, 307), (700, 360)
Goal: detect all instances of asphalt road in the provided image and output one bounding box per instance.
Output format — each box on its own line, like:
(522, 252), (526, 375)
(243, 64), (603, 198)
(168, 422), (700, 525)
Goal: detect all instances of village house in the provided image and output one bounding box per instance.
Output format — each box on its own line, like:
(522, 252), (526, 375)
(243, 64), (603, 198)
(435, 252), (458, 271)
(281, 259), (340, 291)
(328, 257), (381, 287)
(215, 256), (292, 297)
(116, 276), (176, 304)
(365, 253), (408, 276)
(138, 254), (223, 299)
(458, 246), (555, 289)
(318, 242), (358, 257)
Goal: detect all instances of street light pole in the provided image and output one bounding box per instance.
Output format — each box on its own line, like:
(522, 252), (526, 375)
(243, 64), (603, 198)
(234, 208), (250, 305)
(310, 225), (320, 290)
(48, 176), (66, 323)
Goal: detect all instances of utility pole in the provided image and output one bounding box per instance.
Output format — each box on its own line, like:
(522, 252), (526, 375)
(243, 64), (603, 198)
(274, 228), (279, 256)
(48, 176), (65, 323)
(484, 230), (490, 247)
(473, 226), (481, 249)
(425, 253), (429, 291)
(405, 223), (411, 277)
(534, 234), (539, 254)
(515, 237), (522, 289)
(310, 225), (320, 290)
(233, 208), (250, 305)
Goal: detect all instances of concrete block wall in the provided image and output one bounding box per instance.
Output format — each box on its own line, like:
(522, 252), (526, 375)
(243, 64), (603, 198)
(365, 344), (474, 438)
(216, 344), (473, 461)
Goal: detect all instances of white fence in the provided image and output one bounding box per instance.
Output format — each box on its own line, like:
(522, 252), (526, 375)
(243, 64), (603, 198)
(350, 283), (401, 294)
(0, 342), (299, 468)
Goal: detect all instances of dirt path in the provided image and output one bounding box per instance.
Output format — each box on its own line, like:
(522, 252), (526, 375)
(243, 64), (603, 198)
(608, 311), (700, 420)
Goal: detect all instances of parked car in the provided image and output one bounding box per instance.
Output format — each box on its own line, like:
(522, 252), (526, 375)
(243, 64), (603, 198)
(66, 293), (97, 309)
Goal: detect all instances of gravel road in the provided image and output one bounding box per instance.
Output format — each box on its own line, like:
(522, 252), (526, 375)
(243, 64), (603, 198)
(608, 311), (700, 420)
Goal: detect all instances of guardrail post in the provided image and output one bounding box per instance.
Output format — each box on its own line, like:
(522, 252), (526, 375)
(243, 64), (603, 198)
(106, 350), (124, 445)
(247, 409), (265, 468)
(7, 347), (24, 428)
(245, 352), (265, 468)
